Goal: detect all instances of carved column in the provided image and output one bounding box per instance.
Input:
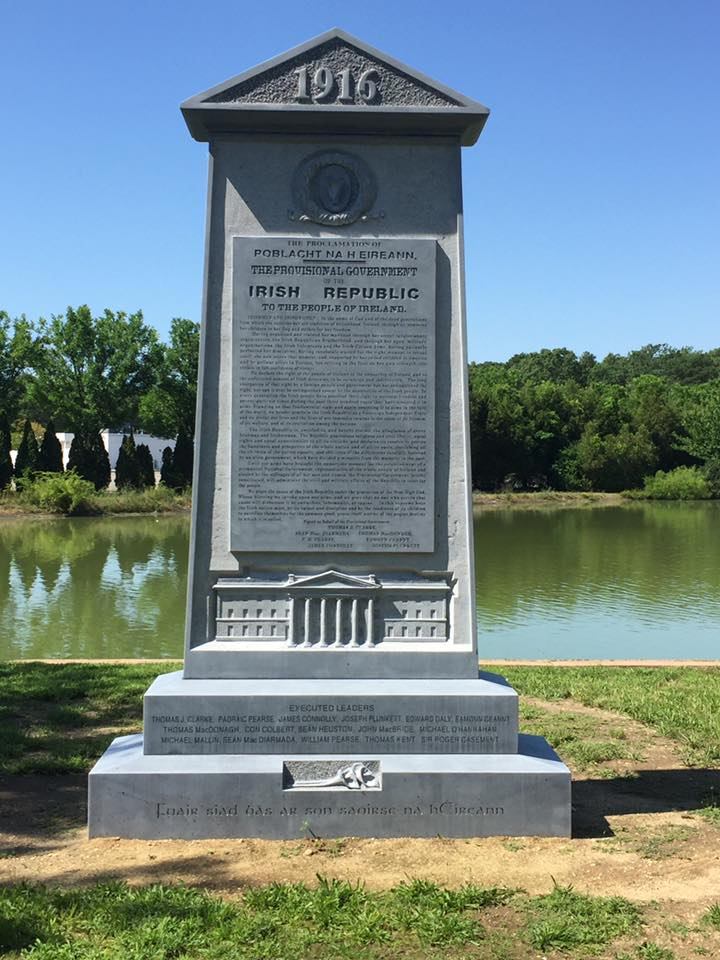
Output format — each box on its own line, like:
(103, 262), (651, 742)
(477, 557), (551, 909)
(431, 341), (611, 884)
(350, 597), (359, 647)
(366, 596), (375, 647)
(287, 596), (295, 646)
(335, 597), (343, 646)
(319, 597), (328, 645)
(302, 597), (312, 647)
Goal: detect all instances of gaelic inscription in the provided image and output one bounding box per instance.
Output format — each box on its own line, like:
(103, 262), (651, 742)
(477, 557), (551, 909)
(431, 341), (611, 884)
(230, 237), (436, 553)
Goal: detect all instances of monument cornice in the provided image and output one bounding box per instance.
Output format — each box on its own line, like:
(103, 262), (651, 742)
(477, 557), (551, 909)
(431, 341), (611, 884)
(181, 28), (490, 146)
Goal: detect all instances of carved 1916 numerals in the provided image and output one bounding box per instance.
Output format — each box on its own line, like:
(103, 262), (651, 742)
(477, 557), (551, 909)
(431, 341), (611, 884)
(294, 66), (379, 103)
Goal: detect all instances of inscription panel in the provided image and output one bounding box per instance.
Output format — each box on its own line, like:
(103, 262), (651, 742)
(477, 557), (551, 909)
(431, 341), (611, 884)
(145, 698), (515, 756)
(231, 237), (436, 553)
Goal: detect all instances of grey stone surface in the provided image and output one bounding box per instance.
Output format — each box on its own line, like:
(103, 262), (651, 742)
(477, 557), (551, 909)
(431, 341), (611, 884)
(183, 134), (477, 680)
(181, 29), (490, 145)
(142, 671), (519, 756)
(87, 32), (571, 842)
(230, 236), (436, 553)
(88, 734), (571, 839)
(207, 35), (458, 107)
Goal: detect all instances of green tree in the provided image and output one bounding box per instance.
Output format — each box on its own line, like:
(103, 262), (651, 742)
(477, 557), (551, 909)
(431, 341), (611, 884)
(38, 420), (64, 473)
(115, 433), (141, 490)
(68, 431), (110, 490)
(558, 423), (657, 491)
(170, 429), (193, 489)
(159, 446), (176, 488)
(30, 305), (162, 434)
(0, 311), (37, 422)
(14, 419), (40, 483)
(507, 347), (596, 386)
(138, 318), (199, 439)
(0, 416), (13, 490)
(136, 443), (155, 489)
(676, 380), (720, 465)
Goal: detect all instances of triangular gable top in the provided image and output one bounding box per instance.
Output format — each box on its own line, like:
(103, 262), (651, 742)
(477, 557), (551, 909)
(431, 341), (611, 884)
(287, 570), (378, 589)
(181, 28), (489, 145)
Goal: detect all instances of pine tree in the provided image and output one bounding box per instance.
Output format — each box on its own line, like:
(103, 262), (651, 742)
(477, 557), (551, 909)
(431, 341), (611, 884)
(136, 443), (155, 489)
(68, 431), (110, 490)
(14, 419), (40, 485)
(171, 428), (194, 489)
(115, 433), (141, 490)
(0, 417), (13, 490)
(38, 421), (64, 473)
(90, 432), (111, 490)
(159, 446), (176, 488)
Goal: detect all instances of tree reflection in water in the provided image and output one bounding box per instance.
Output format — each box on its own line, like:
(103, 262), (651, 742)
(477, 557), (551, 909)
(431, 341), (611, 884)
(0, 517), (188, 659)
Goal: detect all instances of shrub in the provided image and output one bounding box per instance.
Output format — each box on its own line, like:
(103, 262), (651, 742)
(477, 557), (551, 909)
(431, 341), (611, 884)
(115, 433), (141, 489)
(0, 416), (12, 490)
(14, 419), (40, 486)
(135, 442), (156, 488)
(703, 459), (720, 497)
(68, 431), (111, 490)
(638, 466), (712, 500)
(38, 421), (64, 473)
(21, 470), (96, 515)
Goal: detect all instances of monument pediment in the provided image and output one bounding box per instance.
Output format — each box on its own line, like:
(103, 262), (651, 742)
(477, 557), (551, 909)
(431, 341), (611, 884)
(288, 570), (378, 590)
(181, 28), (489, 145)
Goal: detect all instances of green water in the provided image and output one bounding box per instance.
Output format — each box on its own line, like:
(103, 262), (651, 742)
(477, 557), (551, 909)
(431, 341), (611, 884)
(0, 503), (718, 660)
(0, 517), (188, 659)
(476, 502), (720, 659)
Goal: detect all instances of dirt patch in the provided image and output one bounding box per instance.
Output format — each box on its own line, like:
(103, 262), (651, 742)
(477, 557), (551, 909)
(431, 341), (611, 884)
(1, 699), (719, 916)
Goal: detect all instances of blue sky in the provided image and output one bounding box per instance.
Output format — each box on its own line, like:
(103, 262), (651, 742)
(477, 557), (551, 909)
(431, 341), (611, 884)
(1, 0), (717, 362)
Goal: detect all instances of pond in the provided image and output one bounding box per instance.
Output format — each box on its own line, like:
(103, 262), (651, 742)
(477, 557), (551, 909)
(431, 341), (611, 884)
(0, 503), (718, 660)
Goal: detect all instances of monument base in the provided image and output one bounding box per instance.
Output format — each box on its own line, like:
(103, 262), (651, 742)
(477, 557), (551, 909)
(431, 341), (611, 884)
(88, 734), (571, 839)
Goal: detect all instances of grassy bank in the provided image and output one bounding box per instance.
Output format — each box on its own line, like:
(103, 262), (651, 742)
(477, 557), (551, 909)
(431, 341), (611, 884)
(1, 662), (718, 776)
(473, 491), (627, 509)
(0, 485), (191, 517)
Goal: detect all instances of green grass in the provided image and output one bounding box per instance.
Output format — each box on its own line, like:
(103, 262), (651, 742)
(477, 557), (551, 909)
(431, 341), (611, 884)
(702, 903), (720, 930)
(522, 882), (641, 951)
(2, 663), (719, 775)
(520, 703), (641, 772)
(0, 661), (178, 774)
(694, 789), (720, 825)
(598, 824), (697, 860)
(0, 880), (659, 960)
(0, 879), (516, 959)
(0, 484), (190, 516)
(501, 666), (720, 767)
(617, 945), (676, 960)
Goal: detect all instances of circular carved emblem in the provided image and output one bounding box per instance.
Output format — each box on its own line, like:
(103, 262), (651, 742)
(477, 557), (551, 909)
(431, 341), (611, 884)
(291, 150), (377, 226)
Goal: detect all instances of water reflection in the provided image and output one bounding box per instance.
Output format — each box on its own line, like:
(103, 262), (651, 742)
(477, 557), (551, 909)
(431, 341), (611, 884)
(1, 504), (719, 660)
(475, 503), (720, 660)
(0, 517), (188, 659)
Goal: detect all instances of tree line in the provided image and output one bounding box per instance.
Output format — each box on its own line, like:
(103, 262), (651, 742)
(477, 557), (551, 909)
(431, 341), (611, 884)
(0, 306), (198, 490)
(469, 345), (720, 491)
(2, 307), (719, 494)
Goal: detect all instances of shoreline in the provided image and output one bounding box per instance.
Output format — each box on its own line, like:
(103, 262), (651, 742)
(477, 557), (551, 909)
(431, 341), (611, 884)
(11, 658), (719, 667)
(473, 491), (627, 510)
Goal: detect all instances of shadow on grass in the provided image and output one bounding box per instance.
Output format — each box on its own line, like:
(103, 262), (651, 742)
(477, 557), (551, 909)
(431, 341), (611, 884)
(0, 774), (87, 856)
(573, 767), (720, 838)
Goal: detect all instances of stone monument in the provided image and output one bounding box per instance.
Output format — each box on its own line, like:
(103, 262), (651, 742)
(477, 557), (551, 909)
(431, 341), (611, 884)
(88, 29), (571, 839)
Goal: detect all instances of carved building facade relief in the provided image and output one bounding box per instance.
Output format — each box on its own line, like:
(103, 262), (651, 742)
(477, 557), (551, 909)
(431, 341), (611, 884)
(213, 570), (451, 649)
